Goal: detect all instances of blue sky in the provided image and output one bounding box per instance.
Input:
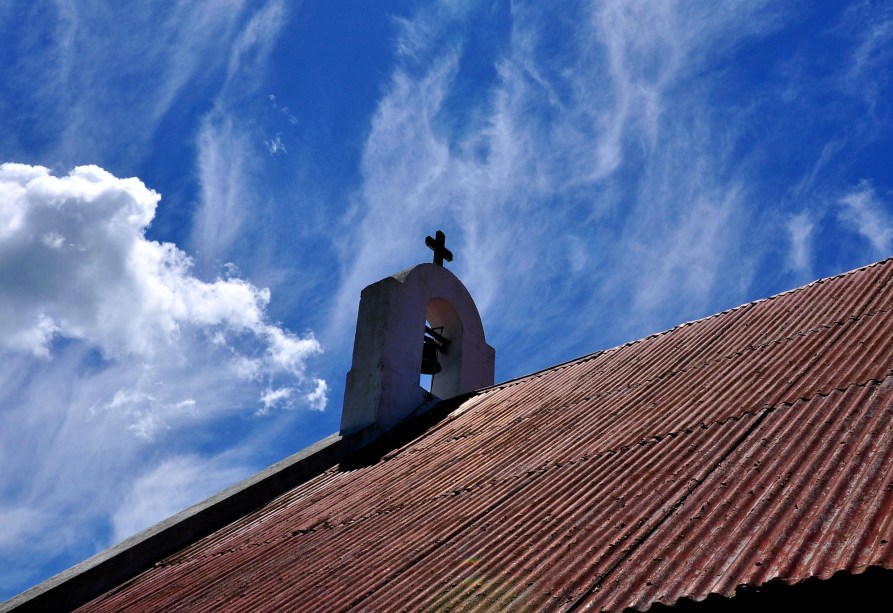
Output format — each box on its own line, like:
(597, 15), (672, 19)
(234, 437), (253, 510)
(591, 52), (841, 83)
(1, 0), (892, 601)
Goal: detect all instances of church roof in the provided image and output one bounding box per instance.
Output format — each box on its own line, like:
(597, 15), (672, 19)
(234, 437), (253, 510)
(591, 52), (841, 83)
(10, 258), (893, 611)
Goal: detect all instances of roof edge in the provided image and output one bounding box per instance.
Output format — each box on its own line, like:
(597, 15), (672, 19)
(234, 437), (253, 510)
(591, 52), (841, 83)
(1, 425), (384, 612)
(484, 257), (893, 394)
(2, 390), (475, 613)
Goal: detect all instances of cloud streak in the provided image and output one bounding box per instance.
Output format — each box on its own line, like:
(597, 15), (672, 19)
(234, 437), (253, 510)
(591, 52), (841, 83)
(838, 181), (893, 256)
(111, 454), (250, 544)
(329, 0), (780, 373)
(4, 2), (257, 165)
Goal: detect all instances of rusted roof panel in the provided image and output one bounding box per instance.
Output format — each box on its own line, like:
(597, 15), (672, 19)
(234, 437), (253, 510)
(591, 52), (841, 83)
(586, 381), (893, 612)
(75, 258), (893, 612)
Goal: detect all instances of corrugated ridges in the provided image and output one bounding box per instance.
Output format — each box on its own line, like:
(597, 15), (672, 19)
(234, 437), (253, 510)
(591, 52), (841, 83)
(83, 414), (760, 612)
(356, 415), (760, 612)
(75, 257), (893, 612)
(586, 379), (893, 612)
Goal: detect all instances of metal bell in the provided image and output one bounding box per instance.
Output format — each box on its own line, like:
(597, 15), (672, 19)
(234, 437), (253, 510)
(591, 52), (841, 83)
(421, 336), (442, 375)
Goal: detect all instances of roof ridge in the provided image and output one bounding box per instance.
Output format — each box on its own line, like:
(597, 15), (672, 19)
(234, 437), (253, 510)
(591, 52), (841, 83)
(600, 305), (891, 404)
(474, 257), (893, 396)
(445, 303), (891, 441)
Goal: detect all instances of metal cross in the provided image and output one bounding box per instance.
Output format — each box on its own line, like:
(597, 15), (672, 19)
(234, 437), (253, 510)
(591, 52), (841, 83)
(425, 230), (453, 266)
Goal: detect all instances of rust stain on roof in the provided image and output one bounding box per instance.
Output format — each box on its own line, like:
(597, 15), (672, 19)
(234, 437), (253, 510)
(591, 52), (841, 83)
(76, 259), (893, 612)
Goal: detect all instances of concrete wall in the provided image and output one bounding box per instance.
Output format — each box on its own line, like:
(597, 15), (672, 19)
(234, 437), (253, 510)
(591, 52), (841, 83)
(341, 263), (495, 433)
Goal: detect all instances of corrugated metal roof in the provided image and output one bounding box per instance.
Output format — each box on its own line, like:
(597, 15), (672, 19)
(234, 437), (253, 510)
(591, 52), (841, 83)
(76, 259), (893, 612)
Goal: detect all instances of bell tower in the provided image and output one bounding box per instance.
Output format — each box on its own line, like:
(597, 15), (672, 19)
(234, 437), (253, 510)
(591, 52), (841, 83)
(340, 232), (495, 434)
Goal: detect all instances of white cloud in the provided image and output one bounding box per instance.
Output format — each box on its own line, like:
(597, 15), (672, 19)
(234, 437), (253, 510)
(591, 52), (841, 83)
(91, 391), (198, 441)
(838, 181), (893, 256)
(306, 378), (328, 411)
(0, 506), (46, 551)
(0, 164), (320, 375)
(625, 189), (740, 318)
(843, 5), (893, 113)
(192, 114), (256, 272)
(0, 505), (51, 592)
(221, 0), (287, 99)
(258, 380), (326, 415)
(14, 1), (258, 164)
(0, 1), (289, 179)
(267, 135), (287, 155)
(259, 386), (293, 413)
(329, 0), (776, 365)
(0, 163), (325, 591)
(786, 211), (815, 273)
(189, 1), (290, 273)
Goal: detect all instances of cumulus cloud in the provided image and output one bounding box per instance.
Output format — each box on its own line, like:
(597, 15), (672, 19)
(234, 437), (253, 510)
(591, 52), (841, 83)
(260, 386), (293, 414)
(0, 162), (325, 595)
(0, 161), (328, 455)
(0, 163), (321, 381)
(306, 378), (329, 411)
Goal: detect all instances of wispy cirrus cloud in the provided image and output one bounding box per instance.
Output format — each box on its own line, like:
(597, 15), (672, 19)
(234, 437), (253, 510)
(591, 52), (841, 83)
(838, 181), (893, 256)
(842, 2), (893, 115)
(786, 211), (815, 274)
(329, 0), (779, 372)
(110, 454), (251, 544)
(189, 0), (292, 274)
(3, 1), (257, 165)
